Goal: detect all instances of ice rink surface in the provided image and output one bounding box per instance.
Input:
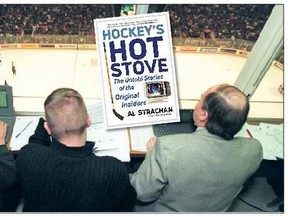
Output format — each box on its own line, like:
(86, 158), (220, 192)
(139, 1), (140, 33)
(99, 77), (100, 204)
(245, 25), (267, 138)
(0, 49), (283, 118)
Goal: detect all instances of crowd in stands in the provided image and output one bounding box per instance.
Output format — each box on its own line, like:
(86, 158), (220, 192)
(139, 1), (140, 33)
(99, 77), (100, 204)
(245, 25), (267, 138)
(0, 4), (113, 36)
(0, 4), (274, 42)
(167, 4), (274, 41)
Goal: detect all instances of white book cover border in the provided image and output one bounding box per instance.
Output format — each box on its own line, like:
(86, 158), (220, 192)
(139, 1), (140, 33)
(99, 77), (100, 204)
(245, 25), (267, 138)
(94, 12), (180, 129)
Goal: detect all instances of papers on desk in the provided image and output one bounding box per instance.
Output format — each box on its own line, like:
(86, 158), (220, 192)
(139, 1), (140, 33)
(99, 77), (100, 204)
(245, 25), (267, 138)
(87, 122), (130, 162)
(236, 123), (283, 160)
(87, 103), (130, 162)
(87, 102), (152, 157)
(129, 126), (154, 152)
(10, 116), (40, 151)
(87, 102), (104, 124)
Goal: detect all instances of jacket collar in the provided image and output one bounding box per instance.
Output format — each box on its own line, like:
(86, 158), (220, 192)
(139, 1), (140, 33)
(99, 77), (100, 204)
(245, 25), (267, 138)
(50, 137), (95, 157)
(195, 127), (226, 140)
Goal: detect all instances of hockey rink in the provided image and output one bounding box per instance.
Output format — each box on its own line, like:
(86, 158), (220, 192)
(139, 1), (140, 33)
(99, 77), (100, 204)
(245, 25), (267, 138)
(0, 49), (283, 118)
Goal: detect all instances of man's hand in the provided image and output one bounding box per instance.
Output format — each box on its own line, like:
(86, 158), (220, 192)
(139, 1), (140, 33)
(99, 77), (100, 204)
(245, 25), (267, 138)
(146, 136), (157, 152)
(0, 120), (7, 145)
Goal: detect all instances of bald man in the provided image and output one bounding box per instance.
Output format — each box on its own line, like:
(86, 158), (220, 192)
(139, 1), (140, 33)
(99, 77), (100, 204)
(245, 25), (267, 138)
(131, 84), (263, 212)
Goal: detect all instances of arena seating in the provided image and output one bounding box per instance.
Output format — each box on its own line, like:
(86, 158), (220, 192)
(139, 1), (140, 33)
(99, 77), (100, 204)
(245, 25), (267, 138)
(0, 4), (274, 42)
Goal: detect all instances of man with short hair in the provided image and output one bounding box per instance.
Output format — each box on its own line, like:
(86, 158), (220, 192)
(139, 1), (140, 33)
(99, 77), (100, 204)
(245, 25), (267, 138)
(16, 88), (136, 212)
(131, 84), (263, 212)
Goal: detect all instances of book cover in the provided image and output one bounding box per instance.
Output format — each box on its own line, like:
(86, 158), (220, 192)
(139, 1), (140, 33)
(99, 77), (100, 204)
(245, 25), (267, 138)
(94, 12), (180, 129)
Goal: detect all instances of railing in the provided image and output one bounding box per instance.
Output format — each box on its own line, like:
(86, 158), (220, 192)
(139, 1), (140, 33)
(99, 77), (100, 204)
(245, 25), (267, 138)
(172, 38), (257, 51)
(0, 34), (284, 64)
(0, 34), (95, 45)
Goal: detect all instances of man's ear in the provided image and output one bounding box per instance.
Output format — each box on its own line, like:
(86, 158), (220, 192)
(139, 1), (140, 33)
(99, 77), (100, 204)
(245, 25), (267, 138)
(44, 122), (52, 135)
(87, 113), (92, 128)
(199, 109), (208, 122)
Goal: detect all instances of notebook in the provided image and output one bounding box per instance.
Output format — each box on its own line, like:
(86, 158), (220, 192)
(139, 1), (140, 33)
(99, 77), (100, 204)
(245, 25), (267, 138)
(0, 85), (16, 143)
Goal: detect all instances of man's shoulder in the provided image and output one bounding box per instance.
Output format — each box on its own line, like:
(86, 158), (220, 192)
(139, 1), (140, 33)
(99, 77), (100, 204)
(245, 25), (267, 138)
(17, 143), (48, 157)
(157, 128), (208, 144)
(156, 133), (197, 152)
(96, 155), (121, 162)
(158, 133), (198, 145)
(95, 155), (126, 168)
(93, 156), (129, 177)
(20, 142), (47, 151)
(234, 136), (262, 147)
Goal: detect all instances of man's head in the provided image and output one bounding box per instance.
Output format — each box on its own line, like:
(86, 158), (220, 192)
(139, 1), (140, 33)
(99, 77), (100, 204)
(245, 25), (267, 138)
(193, 84), (249, 140)
(44, 88), (90, 140)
